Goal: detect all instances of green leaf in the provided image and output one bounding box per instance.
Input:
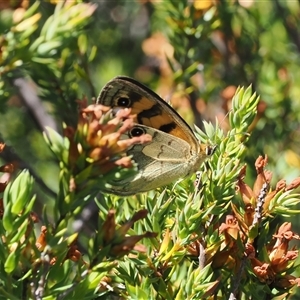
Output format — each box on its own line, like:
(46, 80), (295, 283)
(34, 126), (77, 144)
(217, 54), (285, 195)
(4, 250), (17, 273)
(2, 202), (13, 232)
(10, 218), (29, 244)
(11, 170), (33, 215)
(37, 40), (62, 55)
(78, 34), (87, 55)
(23, 1), (40, 19)
(88, 45), (97, 62)
(19, 24), (39, 40)
(29, 35), (45, 52)
(44, 127), (67, 160)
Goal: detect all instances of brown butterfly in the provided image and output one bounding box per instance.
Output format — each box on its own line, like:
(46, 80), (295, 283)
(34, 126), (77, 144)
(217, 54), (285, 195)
(97, 76), (215, 195)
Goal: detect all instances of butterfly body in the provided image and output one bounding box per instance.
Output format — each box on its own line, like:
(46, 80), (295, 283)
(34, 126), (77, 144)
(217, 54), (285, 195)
(97, 76), (214, 195)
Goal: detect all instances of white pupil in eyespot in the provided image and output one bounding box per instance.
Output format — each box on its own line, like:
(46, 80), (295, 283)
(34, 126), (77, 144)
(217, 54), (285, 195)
(130, 127), (145, 137)
(118, 97), (130, 107)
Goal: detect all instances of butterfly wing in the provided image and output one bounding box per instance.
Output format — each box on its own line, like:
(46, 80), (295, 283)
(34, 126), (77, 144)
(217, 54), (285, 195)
(108, 125), (208, 195)
(97, 76), (200, 151)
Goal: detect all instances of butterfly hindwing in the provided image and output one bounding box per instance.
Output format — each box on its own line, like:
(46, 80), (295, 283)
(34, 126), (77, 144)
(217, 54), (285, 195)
(111, 125), (205, 195)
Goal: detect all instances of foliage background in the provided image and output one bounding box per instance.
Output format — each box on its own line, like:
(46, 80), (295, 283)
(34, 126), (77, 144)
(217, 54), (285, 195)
(0, 0), (300, 299)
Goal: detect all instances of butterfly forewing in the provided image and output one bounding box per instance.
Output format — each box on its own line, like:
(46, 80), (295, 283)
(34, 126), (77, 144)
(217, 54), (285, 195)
(97, 76), (199, 151)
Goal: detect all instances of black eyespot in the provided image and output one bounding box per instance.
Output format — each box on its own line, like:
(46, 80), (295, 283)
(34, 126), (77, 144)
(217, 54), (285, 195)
(129, 126), (146, 137)
(117, 97), (131, 107)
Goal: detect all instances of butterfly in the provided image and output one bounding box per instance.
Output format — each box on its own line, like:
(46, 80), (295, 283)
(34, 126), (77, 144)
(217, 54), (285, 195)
(97, 76), (215, 195)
